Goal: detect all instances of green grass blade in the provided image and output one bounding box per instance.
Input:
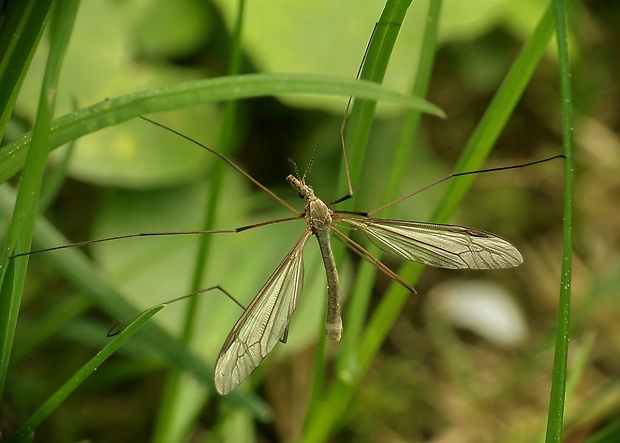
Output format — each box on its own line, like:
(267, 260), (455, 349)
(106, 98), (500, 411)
(433, 0), (570, 223)
(0, 74), (443, 185)
(338, 0), (442, 378)
(8, 305), (164, 442)
(363, 0), (572, 386)
(0, 0), (79, 401)
(0, 0), (54, 136)
(545, 0), (574, 441)
(339, 0), (415, 193)
(38, 99), (79, 212)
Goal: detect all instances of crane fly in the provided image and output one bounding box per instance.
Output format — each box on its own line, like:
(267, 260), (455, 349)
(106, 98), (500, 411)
(12, 116), (560, 396)
(151, 109), (543, 394)
(209, 149), (525, 395)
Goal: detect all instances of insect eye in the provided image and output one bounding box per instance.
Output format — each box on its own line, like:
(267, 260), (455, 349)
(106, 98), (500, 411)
(298, 189), (307, 199)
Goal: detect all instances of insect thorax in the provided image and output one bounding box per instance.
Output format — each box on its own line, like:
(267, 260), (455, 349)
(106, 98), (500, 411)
(308, 198), (332, 232)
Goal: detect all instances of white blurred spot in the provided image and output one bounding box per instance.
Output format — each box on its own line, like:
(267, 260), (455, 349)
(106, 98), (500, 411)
(429, 280), (528, 347)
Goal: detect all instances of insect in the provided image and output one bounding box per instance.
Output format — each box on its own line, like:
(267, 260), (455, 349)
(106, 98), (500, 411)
(206, 145), (525, 395)
(140, 116), (533, 395)
(13, 115), (560, 395)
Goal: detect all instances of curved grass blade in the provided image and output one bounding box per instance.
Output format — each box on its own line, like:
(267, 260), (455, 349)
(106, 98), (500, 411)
(8, 305), (164, 442)
(0, 0), (54, 134)
(0, 74), (444, 184)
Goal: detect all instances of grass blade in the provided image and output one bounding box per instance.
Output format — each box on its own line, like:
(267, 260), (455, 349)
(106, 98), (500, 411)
(0, 74), (443, 184)
(0, 0), (54, 135)
(545, 0), (574, 440)
(0, 0), (79, 401)
(338, 0), (442, 378)
(8, 305), (164, 442)
(305, 0), (414, 429)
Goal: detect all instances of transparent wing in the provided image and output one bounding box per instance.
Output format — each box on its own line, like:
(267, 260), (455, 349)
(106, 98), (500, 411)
(214, 230), (312, 395)
(338, 216), (523, 269)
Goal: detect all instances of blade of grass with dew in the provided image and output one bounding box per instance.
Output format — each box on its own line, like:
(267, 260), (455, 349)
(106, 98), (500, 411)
(8, 304), (164, 442)
(545, 0), (574, 440)
(0, 0), (79, 402)
(302, 1), (571, 441)
(0, 74), (443, 184)
(304, 0), (414, 426)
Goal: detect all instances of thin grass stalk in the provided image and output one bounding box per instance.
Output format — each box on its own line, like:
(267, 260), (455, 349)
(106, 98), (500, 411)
(337, 0), (442, 380)
(545, 0), (574, 440)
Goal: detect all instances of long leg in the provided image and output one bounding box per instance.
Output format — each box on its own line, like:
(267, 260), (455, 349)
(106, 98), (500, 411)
(11, 215), (303, 258)
(324, 25), (378, 207)
(368, 155), (566, 216)
(107, 285), (241, 336)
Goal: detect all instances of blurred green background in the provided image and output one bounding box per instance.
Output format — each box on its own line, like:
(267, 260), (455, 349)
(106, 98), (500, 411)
(2, 0), (618, 442)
